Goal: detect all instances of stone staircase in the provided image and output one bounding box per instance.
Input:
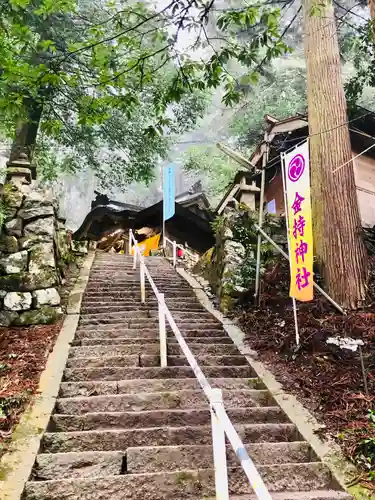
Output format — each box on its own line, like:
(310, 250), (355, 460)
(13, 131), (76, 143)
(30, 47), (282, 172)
(24, 253), (352, 499)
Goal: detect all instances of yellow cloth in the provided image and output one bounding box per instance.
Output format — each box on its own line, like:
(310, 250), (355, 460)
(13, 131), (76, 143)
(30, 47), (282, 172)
(131, 233), (161, 257)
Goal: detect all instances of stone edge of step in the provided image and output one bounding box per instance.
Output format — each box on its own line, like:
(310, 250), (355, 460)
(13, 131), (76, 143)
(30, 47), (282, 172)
(0, 251), (96, 500)
(176, 267), (363, 499)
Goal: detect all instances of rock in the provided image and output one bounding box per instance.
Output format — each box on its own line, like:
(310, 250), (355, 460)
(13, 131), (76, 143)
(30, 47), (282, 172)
(4, 291), (32, 311)
(71, 240), (88, 255)
(0, 270), (58, 292)
(57, 219), (66, 230)
(0, 235), (18, 253)
(15, 306), (63, 326)
(0, 251), (28, 274)
(55, 231), (70, 260)
(23, 188), (54, 207)
(24, 217), (54, 238)
(29, 243), (55, 273)
(33, 288), (61, 308)
(3, 184), (23, 208)
(223, 227), (233, 240)
(19, 235), (50, 250)
(0, 311), (18, 326)
(5, 218), (22, 237)
(223, 240), (245, 263)
(0, 290), (7, 298)
(5, 208), (18, 221)
(18, 205), (54, 221)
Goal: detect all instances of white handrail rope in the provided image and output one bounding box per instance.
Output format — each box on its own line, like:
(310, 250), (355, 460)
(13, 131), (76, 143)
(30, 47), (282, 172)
(164, 307), (272, 500)
(164, 236), (197, 260)
(128, 229), (272, 499)
(214, 404), (273, 500)
(143, 263), (159, 297)
(164, 307), (212, 401)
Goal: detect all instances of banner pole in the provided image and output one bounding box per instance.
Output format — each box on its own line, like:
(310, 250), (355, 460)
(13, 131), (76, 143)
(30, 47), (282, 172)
(162, 164), (166, 248)
(254, 136), (268, 304)
(281, 152), (300, 346)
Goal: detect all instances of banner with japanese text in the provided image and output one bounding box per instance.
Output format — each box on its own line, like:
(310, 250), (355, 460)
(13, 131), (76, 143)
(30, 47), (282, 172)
(163, 164), (175, 221)
(283, 141), (314, 302)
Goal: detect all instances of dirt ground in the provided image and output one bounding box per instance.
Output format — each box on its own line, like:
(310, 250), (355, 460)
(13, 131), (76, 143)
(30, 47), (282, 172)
(0, 262), (82, 458)
(237, 258), (375, 491)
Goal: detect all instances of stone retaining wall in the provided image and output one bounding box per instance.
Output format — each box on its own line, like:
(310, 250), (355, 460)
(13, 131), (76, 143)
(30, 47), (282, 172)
(0, 182), (77, 326)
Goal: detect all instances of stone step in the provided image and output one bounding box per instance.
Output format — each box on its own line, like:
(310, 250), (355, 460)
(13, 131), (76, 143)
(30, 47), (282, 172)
(25, 464), (339, 499)
(127, 441), (315, 473)
(83, 289), (194, 297)
(32, 451), (124, 481)
(78, 318), (221, 328)
(51, 407), (287, 432)
(68, 343), (240, 357)
(42, 423), (300, 453)
(80, 300), (202, 308)
(88, 275), (180, 281)
(79, 310), (217, 320)
(82, 295), (200, 303)
(84, 284), (193, 292)
(213, 494), (352, 500)
(63, 365), (256, 382)
(65, 355), (249, 369)
(77, 336), (234, 346)
(75, 328), (227, 340)
(55, 390), (273, 414)
(32, 442), (313, 481)
(80, 305), (205, 314)
(59, 378), (263, 398)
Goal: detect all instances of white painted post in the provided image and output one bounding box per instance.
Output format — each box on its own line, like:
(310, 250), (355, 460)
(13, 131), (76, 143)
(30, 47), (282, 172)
(140, 258), (146, 303)
(210, 388), (229, 500)
(172, 241), (177, 267)
(129, 229), (132, 255)
(133, 239), (138, 270)
(158, 293), (167, 367)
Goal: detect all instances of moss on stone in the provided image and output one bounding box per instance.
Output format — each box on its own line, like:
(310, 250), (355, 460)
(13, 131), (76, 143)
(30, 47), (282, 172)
(2, 183), (23, 209)
(0, 270), (58, 292)
(14, 306), (62, 326)
(0, 235), (18, 253)
(0, 310), (18, 326)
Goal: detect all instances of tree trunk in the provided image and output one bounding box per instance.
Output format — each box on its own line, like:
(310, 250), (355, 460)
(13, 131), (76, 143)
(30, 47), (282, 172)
(10, 97), (43, 162)
(368, 0), (375, 39)
(303, 0), (368, 308)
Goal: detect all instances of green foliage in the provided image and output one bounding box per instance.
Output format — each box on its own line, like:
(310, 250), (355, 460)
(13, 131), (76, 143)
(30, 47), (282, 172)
(0, 394), (27, 424)
(0, 0), (291, 188)
(344, 21), (375, 107)
(230, 63), (307, 150)
(232, 210), (276, 280)
(353, 409), (375, 473)
(339, 407), (375, 480)
(183, 145), (241, 204)
(211, 215), (226, 236)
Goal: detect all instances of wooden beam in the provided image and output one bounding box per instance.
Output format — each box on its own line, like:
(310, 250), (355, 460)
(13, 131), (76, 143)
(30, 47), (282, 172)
(217, 184), (240, 214)
(216, 143), (254, 170)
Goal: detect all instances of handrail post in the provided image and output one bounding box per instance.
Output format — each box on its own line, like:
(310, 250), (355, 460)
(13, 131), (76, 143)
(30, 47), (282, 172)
(133, 239), (138, 270)
(172, 240), (177, 267)
(158, 293), (167, 368)
(140, 257), (146, 303)
(129, 229), (132, 255)
(210, 388), (229, 500)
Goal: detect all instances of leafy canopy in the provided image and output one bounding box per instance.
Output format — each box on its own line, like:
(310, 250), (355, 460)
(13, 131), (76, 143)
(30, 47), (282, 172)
(0, 0), (291, 188)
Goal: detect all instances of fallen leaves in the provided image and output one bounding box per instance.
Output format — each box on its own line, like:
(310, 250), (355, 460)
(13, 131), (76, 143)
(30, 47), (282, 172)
(237, 257), (375, 485)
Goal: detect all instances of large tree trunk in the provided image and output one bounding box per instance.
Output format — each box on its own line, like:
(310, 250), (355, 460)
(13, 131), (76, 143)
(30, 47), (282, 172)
(10, 97), (43, 162)
(368, 0), (375, 38)
(303, 0), (368, 308)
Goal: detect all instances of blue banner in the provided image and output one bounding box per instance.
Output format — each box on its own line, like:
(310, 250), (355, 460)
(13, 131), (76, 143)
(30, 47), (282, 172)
(163, 164), (175, 221)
